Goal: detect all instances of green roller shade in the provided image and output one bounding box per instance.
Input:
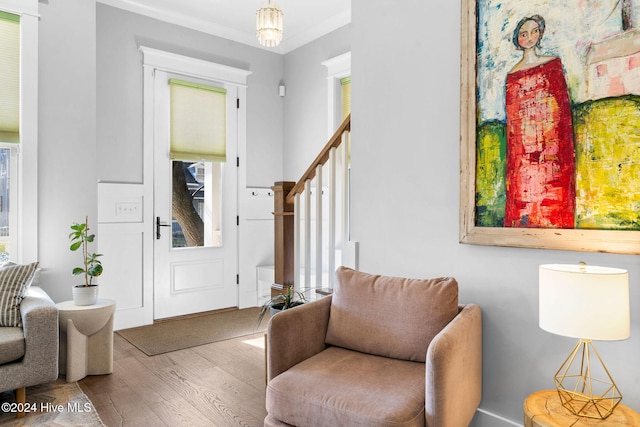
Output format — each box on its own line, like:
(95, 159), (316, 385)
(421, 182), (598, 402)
(169, 78), (227, 162)
(341, 76), (351, 120)
(0, 11), (20, 144)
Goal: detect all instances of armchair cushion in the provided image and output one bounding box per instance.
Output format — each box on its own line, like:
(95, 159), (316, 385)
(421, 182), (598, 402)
(266, 346), (425, 427)
(325, 267), (458, 362)
(0, 327), (25, 364)
(0, 262), (39, 327)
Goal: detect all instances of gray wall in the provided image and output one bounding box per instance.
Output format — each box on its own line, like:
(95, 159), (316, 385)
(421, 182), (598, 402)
(37, 2), (285, 303)
(38, 0), (97, 303)
(283, 26), (351, 181)
(96, 3), (284, 188)
(350, 0), (640, 423)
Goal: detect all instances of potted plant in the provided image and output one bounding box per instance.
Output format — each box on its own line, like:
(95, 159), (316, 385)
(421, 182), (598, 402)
(257, 283), (307, 325)
(69, 216), (103, 305)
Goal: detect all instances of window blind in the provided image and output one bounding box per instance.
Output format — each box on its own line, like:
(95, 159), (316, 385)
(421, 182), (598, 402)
(169, 78), (227, 162)
(341, 76), (351, 120)
(0, 11), (20, 144)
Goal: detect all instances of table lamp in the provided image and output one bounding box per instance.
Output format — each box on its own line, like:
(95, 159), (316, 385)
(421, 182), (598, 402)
(539, 263), (630, 420)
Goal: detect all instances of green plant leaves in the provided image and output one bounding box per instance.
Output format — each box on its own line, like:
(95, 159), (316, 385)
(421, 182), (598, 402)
(69, 217), (104, 286)
(88, 264), (103, 277)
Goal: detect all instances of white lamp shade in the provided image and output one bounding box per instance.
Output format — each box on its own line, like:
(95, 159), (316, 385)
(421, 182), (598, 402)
(539, 264), (630, 341)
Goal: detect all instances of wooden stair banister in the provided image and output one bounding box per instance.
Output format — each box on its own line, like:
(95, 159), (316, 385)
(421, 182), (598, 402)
(285, 113), (350, 204)
(273, 113), (351, 292)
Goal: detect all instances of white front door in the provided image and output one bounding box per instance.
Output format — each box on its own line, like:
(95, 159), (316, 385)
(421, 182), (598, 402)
(152, 70), (238, 320)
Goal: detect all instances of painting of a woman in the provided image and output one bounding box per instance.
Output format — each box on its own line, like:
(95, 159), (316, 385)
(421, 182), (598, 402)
(504, 15), (576, 228)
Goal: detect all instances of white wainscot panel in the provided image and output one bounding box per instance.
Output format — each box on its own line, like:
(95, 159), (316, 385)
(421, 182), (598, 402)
(98, 182), (153, 330)
(97, 185), (144, 223)
(97, 230), (143, 310)
(238, 186), (275, 308)
(244, 187), (274, 220)
(240, 219), (273, 302)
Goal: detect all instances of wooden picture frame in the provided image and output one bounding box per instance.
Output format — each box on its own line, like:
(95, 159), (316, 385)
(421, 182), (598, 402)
(460, 0), (640, 254)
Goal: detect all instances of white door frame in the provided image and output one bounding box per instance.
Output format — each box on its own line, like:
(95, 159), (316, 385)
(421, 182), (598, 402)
(152, 72), (239, 319)
(321, 51), (351, 137)
(139, 46), (251, 325)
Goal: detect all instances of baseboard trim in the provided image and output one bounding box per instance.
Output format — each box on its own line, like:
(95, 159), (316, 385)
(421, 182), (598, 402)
(472, 408), (523, 427)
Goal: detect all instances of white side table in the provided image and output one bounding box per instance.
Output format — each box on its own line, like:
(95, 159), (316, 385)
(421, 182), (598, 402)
(56, 299), (116, 382)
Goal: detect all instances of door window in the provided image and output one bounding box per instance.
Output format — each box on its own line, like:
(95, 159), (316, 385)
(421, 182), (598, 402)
(169, 78), (227, 249)
(172, 160), (223, 248)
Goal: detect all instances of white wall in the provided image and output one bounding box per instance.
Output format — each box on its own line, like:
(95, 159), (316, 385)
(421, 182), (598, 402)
(350, 0), (640, 424)
(38, 0), (97, 303)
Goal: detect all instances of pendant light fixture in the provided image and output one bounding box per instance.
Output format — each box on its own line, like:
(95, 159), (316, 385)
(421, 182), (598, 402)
(256, 0), (283, 47)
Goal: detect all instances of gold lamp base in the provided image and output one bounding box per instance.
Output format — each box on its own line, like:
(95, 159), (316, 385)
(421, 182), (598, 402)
(554, 339), (622, 420)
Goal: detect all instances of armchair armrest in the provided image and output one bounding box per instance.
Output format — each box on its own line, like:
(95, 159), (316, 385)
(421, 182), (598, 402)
(266, 295), (332, 381)
(425, 303), (482, 427)
(19, 287), (59, 380)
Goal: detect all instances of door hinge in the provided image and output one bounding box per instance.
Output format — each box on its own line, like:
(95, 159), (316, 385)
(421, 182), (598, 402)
(237, 98), (240, 109)
(236, 215), (239, 226)
(236, 274), (239, 285)
(237, 156), (240, 167)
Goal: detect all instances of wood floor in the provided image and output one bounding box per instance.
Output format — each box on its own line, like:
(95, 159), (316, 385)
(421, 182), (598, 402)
(79, 332), (268, 427)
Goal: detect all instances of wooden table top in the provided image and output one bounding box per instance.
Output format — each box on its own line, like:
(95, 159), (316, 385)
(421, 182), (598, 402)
(524, 390), (640, 427)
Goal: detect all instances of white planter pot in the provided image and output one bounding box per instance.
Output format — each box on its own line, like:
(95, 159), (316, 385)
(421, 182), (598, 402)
(269, 301), (304, 317)
(72, 285), (99, 306)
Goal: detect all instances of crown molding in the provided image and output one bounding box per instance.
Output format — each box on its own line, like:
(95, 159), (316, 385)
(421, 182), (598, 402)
(280, 9), (350, 53)
(98, 0), (350, 55)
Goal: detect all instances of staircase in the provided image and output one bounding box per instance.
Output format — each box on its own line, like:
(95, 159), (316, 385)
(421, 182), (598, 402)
(273, 114), (353, 297)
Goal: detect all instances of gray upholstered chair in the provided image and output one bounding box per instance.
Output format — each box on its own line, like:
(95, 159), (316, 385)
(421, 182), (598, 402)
(265, 267), (482, 427)
(0, 286), (59, 417)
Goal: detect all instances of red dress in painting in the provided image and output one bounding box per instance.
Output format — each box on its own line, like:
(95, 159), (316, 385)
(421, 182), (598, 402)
(505, 57), (575, 228)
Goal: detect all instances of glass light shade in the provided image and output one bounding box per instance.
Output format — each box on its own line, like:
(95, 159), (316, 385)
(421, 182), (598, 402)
(539, 264), (630, 341)
(256, 2), (283, 48)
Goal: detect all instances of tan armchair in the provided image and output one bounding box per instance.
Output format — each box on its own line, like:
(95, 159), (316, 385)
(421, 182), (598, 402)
(265, 267), (482, 427)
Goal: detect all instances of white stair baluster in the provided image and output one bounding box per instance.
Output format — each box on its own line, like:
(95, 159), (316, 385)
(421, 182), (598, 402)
(315, 165), (323, 291)
(341, 131), (349, 257)
(328, 147), (337, 290)
(304, 180), (311, 289)
(294, 192), (301, 290)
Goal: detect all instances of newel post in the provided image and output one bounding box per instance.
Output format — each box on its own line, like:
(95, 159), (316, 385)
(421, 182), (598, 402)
(272, 181), (295, 297)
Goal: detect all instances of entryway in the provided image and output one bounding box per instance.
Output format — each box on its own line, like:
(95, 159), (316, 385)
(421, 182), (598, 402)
(152, 71), (239, 319)
(96, 48), (252, 330)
